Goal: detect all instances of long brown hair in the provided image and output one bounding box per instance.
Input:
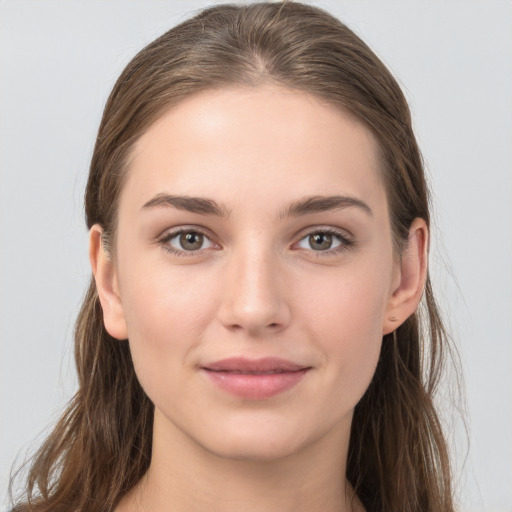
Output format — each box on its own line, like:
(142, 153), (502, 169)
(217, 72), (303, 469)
(10, 2), (458, 511)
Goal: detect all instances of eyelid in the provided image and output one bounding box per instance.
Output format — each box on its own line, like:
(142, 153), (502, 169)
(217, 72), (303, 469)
(157, 225), (221, 256)
(156, 224), (354, 257)
(291, 226), (354, 255)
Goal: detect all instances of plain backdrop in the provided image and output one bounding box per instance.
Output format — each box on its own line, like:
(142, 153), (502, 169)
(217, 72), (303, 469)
(1, 1), (511, 511)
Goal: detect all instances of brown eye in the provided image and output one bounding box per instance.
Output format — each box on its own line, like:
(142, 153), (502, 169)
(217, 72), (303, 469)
(308, 233), (333, 251)
(179, 231), (204, 250)
(163, 229), (216, 254)
(295, 230), (348, 253)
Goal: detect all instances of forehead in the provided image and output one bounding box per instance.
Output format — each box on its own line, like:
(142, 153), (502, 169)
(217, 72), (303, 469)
(123, 85), (386, 216)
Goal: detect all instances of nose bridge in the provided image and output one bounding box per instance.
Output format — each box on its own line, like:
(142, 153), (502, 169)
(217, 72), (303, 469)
(219, 237), (289, 334)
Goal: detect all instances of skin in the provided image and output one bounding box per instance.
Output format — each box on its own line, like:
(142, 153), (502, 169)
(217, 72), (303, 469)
(90, 85), (428, 512)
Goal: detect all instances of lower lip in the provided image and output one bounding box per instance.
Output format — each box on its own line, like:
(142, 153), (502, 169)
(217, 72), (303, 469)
(202, 368), (310, 400)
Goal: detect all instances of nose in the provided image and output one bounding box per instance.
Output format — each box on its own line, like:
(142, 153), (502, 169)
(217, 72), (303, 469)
(217, 244), (291, 336)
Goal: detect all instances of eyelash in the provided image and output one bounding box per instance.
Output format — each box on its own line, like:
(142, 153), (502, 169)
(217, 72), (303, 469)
(158, 227), (217, 257)
(295, 228), (354, 257)
(157, 227), (354, 257)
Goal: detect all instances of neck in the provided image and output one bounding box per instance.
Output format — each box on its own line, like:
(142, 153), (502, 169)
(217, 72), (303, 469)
(117, 408), (363, 512)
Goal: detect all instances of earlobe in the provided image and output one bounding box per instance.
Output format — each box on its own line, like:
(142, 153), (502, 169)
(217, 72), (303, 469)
(382, 218), (429, 335)
(89, 224), (128, 340)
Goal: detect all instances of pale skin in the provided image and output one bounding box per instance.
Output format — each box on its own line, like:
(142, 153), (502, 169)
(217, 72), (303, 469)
(90, 85), (428, 512)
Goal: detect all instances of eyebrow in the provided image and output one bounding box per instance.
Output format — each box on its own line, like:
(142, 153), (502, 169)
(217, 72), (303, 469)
(280, 195), (373, 219)
(142, 193), (230, 217)
(141, 193), (372, 219)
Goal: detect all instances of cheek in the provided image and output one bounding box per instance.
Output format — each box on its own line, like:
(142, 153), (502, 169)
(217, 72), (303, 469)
(300, 257), (390, 336)
(297, 261), (390, 403)
(118, 259), (218, 394)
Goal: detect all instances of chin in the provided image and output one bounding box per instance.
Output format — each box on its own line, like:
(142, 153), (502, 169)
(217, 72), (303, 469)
(191, 412), (326, 464)
(201, 435), (306, 463)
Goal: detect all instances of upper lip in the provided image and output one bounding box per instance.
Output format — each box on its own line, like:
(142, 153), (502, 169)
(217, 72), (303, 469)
(202, 357), (310, 374)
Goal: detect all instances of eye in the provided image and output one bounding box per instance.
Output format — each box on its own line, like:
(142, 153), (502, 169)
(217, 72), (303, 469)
(160, 229), (217, 255)
(295, 229), (352, 253)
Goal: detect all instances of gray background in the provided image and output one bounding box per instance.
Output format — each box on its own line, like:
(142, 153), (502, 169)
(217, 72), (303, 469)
(1, 1), (511, 510)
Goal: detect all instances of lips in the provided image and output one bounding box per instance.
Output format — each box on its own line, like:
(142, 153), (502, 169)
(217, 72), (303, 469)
(201, 357), (311, 400)
(203, 357), (308, 373)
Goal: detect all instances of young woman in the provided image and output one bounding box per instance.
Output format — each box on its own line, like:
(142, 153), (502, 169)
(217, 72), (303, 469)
(10, 2), (457, 511)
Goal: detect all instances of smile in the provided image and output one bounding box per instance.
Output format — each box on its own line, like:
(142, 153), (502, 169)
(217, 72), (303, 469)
(201, 357), (312, 400)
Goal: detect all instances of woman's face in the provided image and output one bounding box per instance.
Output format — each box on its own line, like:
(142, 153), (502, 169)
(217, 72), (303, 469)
(98, 85), (405, 461)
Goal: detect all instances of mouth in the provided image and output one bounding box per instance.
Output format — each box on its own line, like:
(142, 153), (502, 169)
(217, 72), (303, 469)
(201, 357), (312, 400)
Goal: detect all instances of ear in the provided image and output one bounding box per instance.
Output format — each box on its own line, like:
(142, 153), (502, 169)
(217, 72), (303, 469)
(89, 224), (128, 340)
(382, 218), (429, 335)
